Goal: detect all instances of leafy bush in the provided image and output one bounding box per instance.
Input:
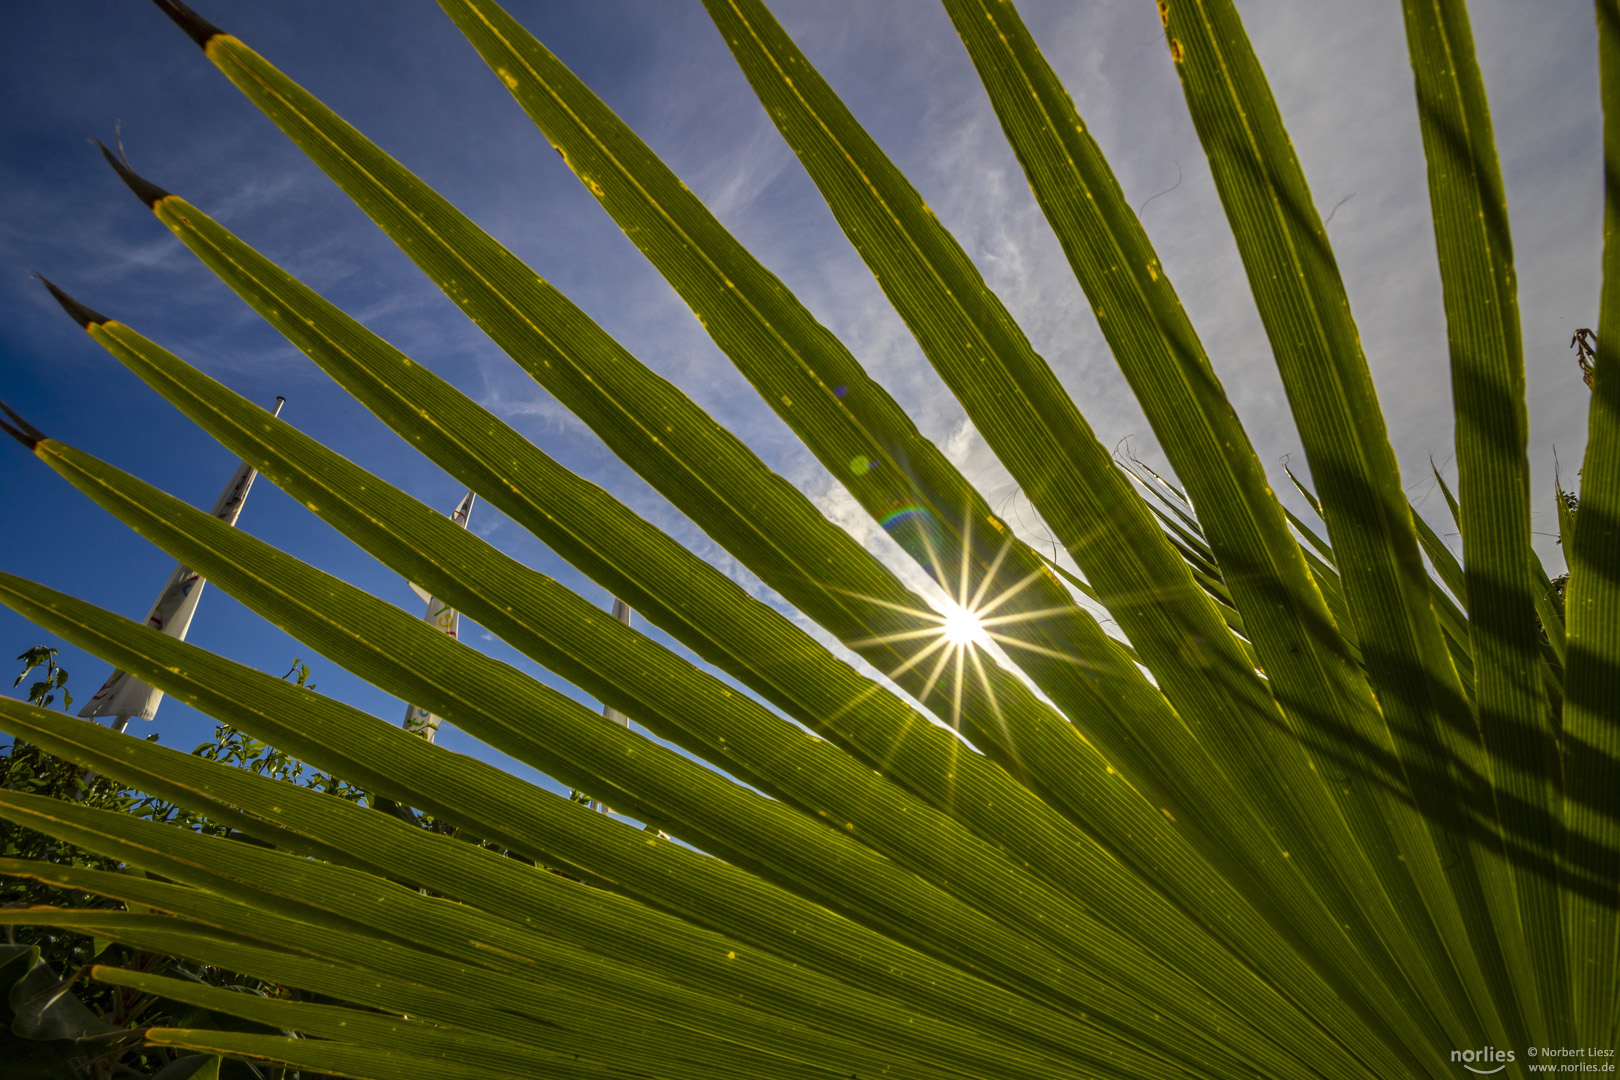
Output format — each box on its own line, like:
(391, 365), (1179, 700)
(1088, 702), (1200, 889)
(0, 1), (1615, 1078)
(2, 652), (368, 1077)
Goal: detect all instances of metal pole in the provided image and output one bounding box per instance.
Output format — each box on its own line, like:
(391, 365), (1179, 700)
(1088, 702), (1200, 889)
(82, 395), (283, 786)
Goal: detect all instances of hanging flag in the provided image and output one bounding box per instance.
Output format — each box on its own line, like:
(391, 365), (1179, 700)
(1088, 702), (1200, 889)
(79, 397), (286, 731)
(401, 490), (476, 742)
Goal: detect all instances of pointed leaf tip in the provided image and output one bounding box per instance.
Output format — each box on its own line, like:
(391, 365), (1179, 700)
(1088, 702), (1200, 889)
(0, 399), (45, 451)
(148, 0), (223, 48)
(95, 140), (173, 209)
(34, 275), (109, 329)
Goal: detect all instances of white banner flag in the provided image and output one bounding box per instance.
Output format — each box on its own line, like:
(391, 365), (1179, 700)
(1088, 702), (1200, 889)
(79, 397), (285, 723)
(402, 490), (476, 742)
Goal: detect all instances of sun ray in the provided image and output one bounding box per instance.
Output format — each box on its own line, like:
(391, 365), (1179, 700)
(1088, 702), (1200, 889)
(966, 644), (1018, 767)
(882, 633), (954, 684)
(950, 642), (967, 735)
(966, 533), (1016, 613)
(986, 629), (1111, 670)
(823, 587), (950, 620)
(955, 509), (974, 608)
(804, 502), (1130, 745)
(813, 677), (945, 784)
(973, 565), (1053, 621)
(915, 637), (961, 707)
(977, 604), (1097, 630)
(848, 625), (951, 649)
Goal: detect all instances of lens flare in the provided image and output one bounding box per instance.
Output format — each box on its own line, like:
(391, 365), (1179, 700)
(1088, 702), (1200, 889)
(843, 505), (1078, 743)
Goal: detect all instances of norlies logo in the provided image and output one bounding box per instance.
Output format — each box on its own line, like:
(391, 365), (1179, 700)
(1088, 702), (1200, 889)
(1453, 1046), (1517, 1074)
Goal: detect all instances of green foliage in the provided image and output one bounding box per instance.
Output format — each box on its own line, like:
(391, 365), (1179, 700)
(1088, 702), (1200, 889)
(279, 660), (315, 693)
(0, 1), (1615, 1078)
(5, 648), (133, 982)
(14, 646), (70, 712)
(2, 652), (363, 1078)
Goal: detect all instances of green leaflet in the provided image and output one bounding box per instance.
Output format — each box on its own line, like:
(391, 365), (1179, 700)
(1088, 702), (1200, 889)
(1564, 0), (1620, 1052)
(435, 0), (1194, 835)
(66, 309), (1351, 1080)
(1405, 506), (1481, 692)
(0, 701), (1154, 1080)
(1163, 0), (1524, 1055)
(0, 576), (1219, 1080)
(0, 1), (1608, 1077)
(1412, 502), (1469, 611)
(94, 966), (775, 1080)
(84, 159), (1411, 1078)
(109, 176), (1160, 940)
(0, 841), (950, 1080)
(0, 459), (1261, 1079)
(699, 0), (1460, 1070)
(177, 19), (1093, 808)
(1401, 0), (1568, 1048)
(938, 3), (1504, 1057)
(1557, 480), (1580, 553)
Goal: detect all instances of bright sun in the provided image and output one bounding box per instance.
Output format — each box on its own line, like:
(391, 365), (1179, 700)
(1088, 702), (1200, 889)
(941, 604), (985, 647)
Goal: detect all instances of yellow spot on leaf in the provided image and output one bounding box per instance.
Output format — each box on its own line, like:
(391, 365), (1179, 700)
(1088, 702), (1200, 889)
(497, 68), (518, 90)
(1170, 38), (1184, 62)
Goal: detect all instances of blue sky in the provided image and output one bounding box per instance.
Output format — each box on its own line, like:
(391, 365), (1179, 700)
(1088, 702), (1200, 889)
(0, 1), (1605, 792)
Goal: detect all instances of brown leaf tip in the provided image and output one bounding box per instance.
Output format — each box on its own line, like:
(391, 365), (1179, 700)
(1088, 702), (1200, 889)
(95, 140), (173, 209)
(0, 399), (46, 451)
(149, 0), (223, 48)
(34, 274), (110, 330)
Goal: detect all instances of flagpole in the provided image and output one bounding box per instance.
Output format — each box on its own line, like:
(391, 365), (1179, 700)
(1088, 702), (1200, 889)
(81, 396), (282, 785)
(81, 395), (284, 732)
(400, 491), (476, 742)
(588, 598), (634, 815)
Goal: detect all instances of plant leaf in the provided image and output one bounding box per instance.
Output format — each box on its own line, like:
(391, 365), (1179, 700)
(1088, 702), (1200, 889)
(42, 294), (1364, 1077)
(163, 21), (1092, 795)
(1401, 0), (1568, 1046)
(434, 0), (1187, 823)
(1163, 0), (1525, 1051)
(1562, 0), (1620, 1051)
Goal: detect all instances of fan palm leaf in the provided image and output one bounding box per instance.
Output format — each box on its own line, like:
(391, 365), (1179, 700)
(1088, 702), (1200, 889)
(1, 0), (1614, 1077)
